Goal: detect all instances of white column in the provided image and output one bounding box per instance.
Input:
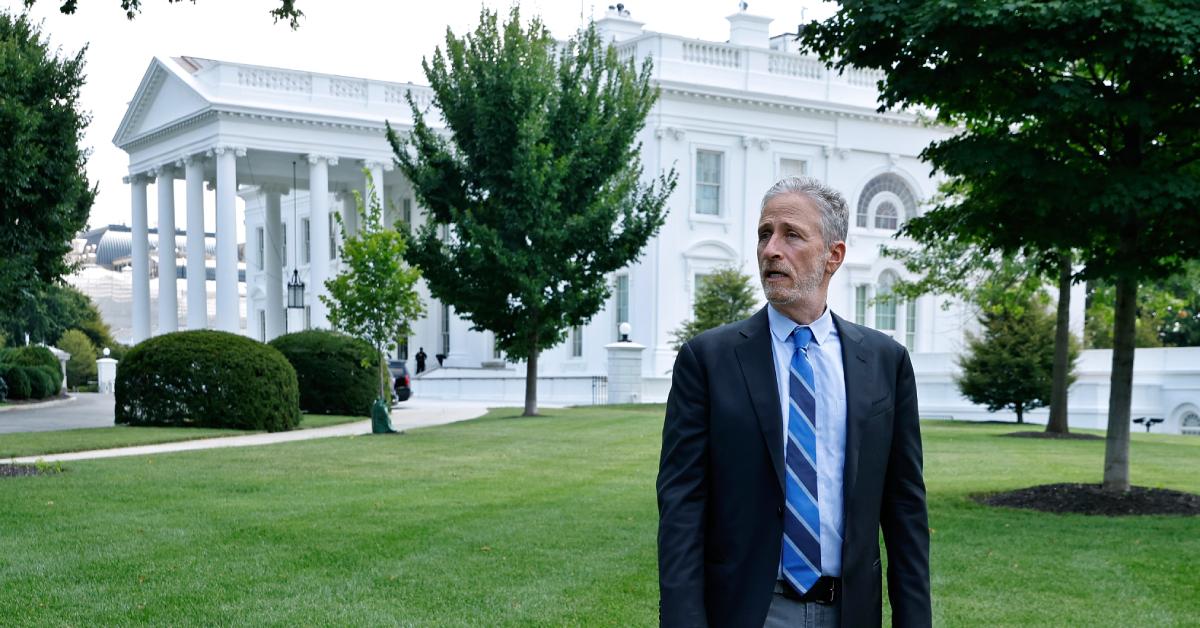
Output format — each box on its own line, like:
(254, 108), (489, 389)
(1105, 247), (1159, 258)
(337, 190), (358, 238)
(263, 185), (285, 340)
(184, 156), (207, 330)
(127, 174), (152, 344)
(365, 160), (386, 212)
(307, 154), (336, 328)
(155, 165), (178, 334)
(213, 145), (244, 333)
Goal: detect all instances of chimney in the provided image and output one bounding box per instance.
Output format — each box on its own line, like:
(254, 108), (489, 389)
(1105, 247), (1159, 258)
(726, 4), (773, 48)
(596, 3), (645, 43)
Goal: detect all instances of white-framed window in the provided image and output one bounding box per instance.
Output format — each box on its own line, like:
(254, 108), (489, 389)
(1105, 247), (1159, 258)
(255, 227), (265, 271)
(855, 285), (868, 326)
(693, 272), (712, 305)
(282, 227), (288, 265)
(615, 274), (629, 340)
(905, 299), (917, 351)
(397, 337), (408, 360)
(778, 157), (806, 179)
(1182, 411), (1200, 436)
(571, 325), (583, 358)
(441, 303), (451, 355)
(402, 198), (412, 232)
(301, 218), (311, 264)
(857, 173), (917, 230)
(694, 149), (723, 215)
(875, 201), (899, 230)
(258, 310), (267, 341)
(876, 272), (898, 331)
(329, 213), (337, 260)
(304, 305), (312, 330)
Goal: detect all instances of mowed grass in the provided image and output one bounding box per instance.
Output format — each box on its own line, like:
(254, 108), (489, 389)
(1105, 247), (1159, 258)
(0, 408), (1197, 626)
(0, 414), (365, 458)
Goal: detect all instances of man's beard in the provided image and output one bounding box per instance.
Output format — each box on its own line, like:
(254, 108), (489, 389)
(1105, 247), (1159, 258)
(761, 258), (826, 305)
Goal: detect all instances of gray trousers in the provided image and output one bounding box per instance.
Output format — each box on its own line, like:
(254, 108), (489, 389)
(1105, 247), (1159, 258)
(763, 589), (842, 628)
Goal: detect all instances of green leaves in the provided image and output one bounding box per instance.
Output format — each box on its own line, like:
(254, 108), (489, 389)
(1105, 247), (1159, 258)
(390, 7), (675, 364)
(669, 267), (758, 349)
(0, 11), (93, 336)
(321, 171), (424, 397)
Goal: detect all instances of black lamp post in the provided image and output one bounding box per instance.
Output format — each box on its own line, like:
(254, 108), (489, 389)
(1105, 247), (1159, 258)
(287, 269), (305, 309)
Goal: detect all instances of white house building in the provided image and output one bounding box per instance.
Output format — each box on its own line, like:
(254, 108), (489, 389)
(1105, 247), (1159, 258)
(111, 6), (1199, 434)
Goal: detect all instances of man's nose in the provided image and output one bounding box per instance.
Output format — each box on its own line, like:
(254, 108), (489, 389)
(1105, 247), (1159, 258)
(761, 232), (783, 258)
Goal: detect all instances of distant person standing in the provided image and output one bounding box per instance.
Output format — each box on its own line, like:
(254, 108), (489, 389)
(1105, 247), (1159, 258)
(415, 347), (428, 374)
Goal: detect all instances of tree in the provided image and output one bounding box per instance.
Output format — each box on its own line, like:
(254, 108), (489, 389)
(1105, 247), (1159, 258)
(957, 294), (1078, 424)
(0, 283), (117, 350)
(803, 2), (1200, 492)
(321, 174), (424, 406)
(1085, 261), (1200, 348)
(670, 267), (757, 349)
(57, 328), (96, 389)
(22, 0), (304, 28)
(0, 11), (94, 340)
(884, 232), (1079, 434)
(391, 8), (676, 416)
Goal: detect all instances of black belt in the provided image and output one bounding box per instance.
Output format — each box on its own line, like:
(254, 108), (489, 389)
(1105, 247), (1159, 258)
(774, 576), (840, 605)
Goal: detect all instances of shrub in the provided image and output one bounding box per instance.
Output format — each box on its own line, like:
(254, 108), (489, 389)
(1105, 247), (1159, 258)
(0, 346), (60, 372)
(57, 329), (98, 388)
(27, 366), (60, 399)
(0, 364), (33, 400)
(115, 330), (301, 431)
(268, 330), (378, 416)
(0, 364), (31, 399)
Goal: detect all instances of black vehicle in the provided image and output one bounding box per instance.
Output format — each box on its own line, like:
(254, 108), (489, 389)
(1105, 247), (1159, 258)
(388, 360), (412, 402)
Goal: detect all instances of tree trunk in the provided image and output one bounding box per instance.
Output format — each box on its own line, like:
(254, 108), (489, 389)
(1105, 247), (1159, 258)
(1046, 250), (1073, 434)
(379, 349), (389, 402)
(1015, 401), (1024, 424)
(1102, 275), (1137, 493)
(523, 350), (539, 416)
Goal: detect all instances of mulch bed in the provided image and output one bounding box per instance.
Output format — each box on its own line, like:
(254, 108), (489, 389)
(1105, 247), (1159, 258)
(0, 464), (51, 478)
(976, 483), (1200, 516)
(1001, 431), (1103, 441)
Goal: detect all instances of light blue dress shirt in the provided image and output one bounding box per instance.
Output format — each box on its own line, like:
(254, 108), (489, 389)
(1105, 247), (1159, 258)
(768, 304), (847, 577)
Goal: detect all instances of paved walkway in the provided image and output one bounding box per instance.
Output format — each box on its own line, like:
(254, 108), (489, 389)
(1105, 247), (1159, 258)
(1, 399), (497, 464)
(0, 393), (115, 433)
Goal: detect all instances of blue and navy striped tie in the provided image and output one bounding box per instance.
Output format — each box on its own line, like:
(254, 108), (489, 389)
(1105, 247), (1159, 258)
(782, 325), (822, 593)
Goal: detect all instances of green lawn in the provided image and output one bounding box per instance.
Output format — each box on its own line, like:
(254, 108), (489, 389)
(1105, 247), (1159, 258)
(0, 407), (1197, 626)
(0, 414), (365, 459)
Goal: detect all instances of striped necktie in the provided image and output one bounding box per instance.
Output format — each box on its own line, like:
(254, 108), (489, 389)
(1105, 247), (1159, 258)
(782, 325), (822, 593)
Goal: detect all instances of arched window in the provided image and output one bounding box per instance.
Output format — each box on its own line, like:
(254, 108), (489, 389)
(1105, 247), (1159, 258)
(1182, 411), (1200, 436)
(875, 201), (899, 230)
(857, 173), (918, 230)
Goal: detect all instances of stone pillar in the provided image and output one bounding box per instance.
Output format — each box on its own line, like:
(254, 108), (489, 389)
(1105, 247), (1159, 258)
(263, 185), (286, 340)
(96, 356), (118, 394)
(212, 145), (244, 333)
(307, 154), (336, 328)
(606, 339), (646, 404)
(155, 165), (179, 334)
(365, 160), (386, 212)
(337, 189), (358, 238)
(184, 156), (207, 330)
(127, 173), (152, 344)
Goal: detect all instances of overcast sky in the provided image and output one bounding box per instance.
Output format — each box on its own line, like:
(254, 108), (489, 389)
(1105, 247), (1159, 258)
(4, 0), (837, 233)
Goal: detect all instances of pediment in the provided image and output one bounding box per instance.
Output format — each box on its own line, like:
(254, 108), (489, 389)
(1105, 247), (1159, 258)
(682, 239), (738, 261)
(113, 58), (210, 148)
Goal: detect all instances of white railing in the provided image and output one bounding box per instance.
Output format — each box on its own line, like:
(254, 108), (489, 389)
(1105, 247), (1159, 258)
(682, 41), (741, 68)
(845, 67), (886, 88)
(237, 67), (310, 93)
(767, 52), (825, 80)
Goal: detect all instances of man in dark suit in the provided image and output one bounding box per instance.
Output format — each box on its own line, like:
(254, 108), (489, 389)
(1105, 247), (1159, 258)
(657, 176), (930, 627)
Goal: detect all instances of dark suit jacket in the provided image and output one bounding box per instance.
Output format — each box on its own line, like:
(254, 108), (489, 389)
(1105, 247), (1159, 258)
(657, 307), (930, 627)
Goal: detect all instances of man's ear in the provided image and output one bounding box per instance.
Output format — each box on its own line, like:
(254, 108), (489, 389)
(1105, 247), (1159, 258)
(826, 241), (847, 275)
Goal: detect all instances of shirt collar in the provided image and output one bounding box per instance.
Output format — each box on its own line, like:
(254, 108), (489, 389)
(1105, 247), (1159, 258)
(767, 303), (834, 347)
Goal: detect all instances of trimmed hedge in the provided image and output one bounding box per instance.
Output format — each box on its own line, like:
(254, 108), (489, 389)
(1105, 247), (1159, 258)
(115, 330), (301, 431)
(268, 330), (378, 416)
(0, 346), (60, 373)
(0, 364), (32, 400)
(28, 366), (60, 399)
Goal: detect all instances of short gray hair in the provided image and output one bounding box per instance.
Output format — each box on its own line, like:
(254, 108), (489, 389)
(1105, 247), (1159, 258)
(760, 176), (849, 246)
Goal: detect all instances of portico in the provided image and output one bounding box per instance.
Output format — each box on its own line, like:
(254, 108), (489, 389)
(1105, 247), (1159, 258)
(114, 56), (429, 343)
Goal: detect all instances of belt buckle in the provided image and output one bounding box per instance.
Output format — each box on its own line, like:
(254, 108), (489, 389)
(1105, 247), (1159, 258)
(816, 578), (836, 605)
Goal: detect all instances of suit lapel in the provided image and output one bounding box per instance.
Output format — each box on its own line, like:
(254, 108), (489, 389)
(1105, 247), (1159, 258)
(834, 313), (872, 512)
(734, 307), (786, 493)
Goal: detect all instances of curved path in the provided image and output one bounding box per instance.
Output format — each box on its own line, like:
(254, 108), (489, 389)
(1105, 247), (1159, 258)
(1, 398), (495, 464)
